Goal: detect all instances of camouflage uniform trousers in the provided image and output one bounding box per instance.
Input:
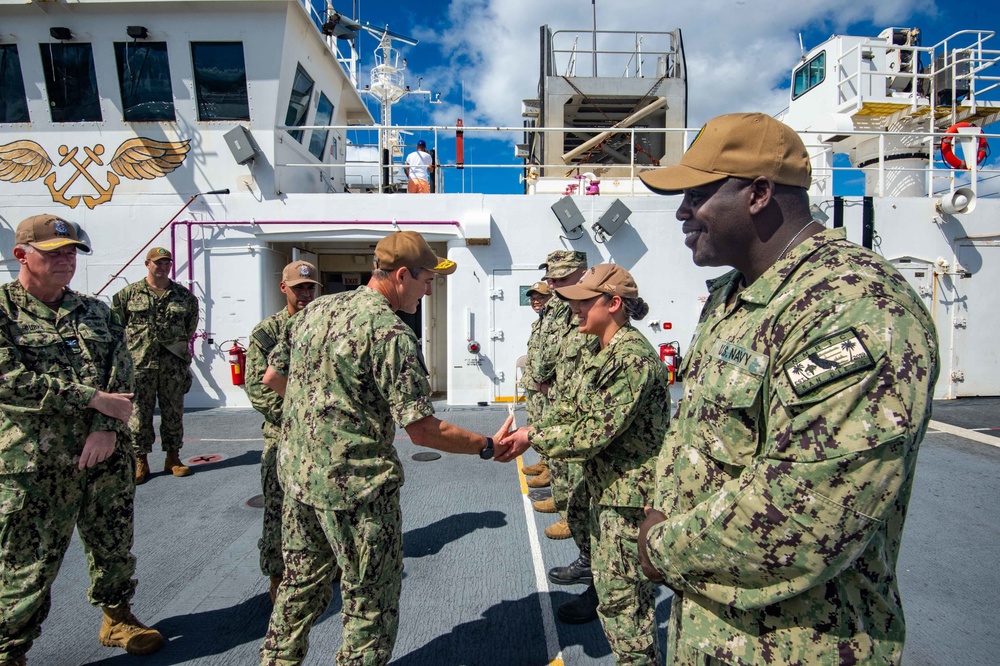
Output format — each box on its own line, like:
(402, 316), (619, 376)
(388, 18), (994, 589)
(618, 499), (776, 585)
(260, 488), (402, 666)
(549, 459), (591, 558)
(0, 449), (138, 660)
(523, 387), (555, 480)
(663, 603), (732, 666)
(259, 421), (284, 578)
(130, 350), (192, 455)
(591, 503), (658, 665)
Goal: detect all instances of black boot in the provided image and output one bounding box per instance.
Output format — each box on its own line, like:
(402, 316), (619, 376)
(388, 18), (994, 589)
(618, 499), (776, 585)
(556, 584), (599, 624)
(548, 555), (592, 585)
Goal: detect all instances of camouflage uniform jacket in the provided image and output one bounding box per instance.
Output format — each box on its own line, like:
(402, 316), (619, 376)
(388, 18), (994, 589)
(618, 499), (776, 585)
(536, 297), (590, 406)
(647, 228), (940, 665)
(246, 308), (291, 427)
(519, 314), (544, 393)
(270, 287), (435, 510)
(532, 325), (670, 508)
(0, 281), (133, 474)
(112, 278), (198, 367)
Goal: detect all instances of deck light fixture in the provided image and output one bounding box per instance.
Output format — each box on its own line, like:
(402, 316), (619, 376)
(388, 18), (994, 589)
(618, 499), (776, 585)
(49, 27), (72, 41)
(127, 26), (149, 40)
(551, 195), (585, 234)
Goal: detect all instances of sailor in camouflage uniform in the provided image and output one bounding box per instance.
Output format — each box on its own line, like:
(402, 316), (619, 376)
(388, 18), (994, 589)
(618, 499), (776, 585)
(636, 113), (940, 666)
(258, 231), (511, 666)
(0, 215), (163, 665)
(245, 260), (321, 603)
(499, 264), (670, 664)
(519, 281), (551, 428)
(532, 251), (600, 621)
(112, 247), (199, 482)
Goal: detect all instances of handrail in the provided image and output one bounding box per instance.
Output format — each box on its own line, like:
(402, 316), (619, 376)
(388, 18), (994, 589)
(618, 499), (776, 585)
(269, 122), (1000, 198)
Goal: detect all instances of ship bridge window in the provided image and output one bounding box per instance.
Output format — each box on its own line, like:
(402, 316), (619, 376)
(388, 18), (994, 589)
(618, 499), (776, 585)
(792, 51), (826, 99)
(285, 64), (314, 143)
(191, 42), (250, 121)
(114, 41), (175, 122)
(40, 42), (102, 122)
(0, 45), (30, 123)
(308, 92), (334, 159)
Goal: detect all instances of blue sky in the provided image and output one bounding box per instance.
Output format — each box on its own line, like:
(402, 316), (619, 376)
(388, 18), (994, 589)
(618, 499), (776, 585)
(325, 1), (1000, 194)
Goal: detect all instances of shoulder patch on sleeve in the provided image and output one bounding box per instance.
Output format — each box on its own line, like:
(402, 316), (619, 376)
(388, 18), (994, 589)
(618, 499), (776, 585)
(252, 328), (277, 353)
(784, 327), (875, 396)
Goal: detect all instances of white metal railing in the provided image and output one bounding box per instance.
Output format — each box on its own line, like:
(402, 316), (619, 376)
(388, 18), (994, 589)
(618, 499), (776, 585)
(275, 122), (1000, 198)
(550, 29), (680, 79)
(833, 29), (999, 119)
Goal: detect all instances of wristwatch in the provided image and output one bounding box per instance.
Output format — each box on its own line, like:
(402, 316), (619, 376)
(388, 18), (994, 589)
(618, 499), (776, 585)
(479, 436), (494, 460)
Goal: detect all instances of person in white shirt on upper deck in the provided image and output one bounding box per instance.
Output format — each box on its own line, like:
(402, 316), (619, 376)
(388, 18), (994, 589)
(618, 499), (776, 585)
(404, 140), (434, 193)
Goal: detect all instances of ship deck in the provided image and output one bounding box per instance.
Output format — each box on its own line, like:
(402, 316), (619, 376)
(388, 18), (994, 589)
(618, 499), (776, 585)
(31, 397), (1000, 665)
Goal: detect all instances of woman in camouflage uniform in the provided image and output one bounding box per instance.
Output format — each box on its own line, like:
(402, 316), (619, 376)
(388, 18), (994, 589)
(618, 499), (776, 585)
(498, 264), (671, 664)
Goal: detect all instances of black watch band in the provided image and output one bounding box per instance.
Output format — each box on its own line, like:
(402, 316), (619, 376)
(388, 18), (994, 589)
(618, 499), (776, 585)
(479, 436), (494, 460)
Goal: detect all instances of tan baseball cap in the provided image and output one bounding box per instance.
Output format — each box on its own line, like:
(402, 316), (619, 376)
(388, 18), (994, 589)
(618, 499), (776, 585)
(145, 247), (172, 262)
(639, 112), (812, 195)
(15, 214), (91, 253)
(374, 231), (457, 275)
(555, 264), (638, 301)
(526, 281), (551, 297)
(539, 250), (587, 280)
(282, 260), (321, 286)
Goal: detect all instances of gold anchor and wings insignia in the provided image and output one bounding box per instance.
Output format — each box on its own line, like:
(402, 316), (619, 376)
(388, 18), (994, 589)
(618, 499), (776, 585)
(0, 137), (190, 209)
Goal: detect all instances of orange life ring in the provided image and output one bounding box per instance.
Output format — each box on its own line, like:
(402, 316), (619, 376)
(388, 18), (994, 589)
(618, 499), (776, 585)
(940, 122), (989, 170)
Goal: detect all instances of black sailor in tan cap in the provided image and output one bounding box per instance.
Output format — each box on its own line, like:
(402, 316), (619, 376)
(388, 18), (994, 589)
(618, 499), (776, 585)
(0, 214), (164, 663)
(258, 230), (511, 665)
(112, 246), (199, 483)
(636, 112), (939, 666)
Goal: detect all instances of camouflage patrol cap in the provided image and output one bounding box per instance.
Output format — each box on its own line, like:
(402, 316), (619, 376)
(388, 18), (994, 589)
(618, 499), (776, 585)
(556, 263), (638, 301)
(639, 112), (812, 195)
(145, 247), (172, 262)
(526, 281), (551, 297)
(281, 260), (321, 287)
(539, 250), (587, 280)
(374, 230), (457, 275)
(15, 214), (91, 253)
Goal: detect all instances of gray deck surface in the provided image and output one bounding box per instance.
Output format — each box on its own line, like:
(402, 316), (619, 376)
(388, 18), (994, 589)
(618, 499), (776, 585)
(27, 398), (1000, 665)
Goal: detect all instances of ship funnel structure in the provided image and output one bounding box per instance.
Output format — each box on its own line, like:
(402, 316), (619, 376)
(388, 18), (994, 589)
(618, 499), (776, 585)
(937, 187), (976, 216)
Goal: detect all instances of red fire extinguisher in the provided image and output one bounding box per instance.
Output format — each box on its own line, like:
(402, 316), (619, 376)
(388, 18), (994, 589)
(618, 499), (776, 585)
(659, 342), (680, 385)
(226, 341), (246, 386)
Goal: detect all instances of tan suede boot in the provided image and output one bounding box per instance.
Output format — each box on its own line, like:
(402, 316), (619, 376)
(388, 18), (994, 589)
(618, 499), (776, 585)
(526, 468), (551, 488)
(163, 450), (191, 477)
(544, 519), (572, 540)
(532, 497), (558, 513)
(135, 454), (150, 485)
(99, 606), (164, 655)
(521, 461), (547, 476)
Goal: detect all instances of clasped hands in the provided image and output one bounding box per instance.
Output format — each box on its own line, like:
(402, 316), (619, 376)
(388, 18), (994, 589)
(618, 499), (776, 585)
(486, 417), (533, 463)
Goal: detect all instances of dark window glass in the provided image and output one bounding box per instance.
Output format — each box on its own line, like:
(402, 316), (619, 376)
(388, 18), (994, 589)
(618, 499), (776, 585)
(308, 93), (334, 159)
(191, 42), (250, 121)
(39, 43), (102, 122)
(792, 51), (826, 99)
(0, 45), (30, 123)
(114, 41), (175, 122)
(285, 64), (314, 142)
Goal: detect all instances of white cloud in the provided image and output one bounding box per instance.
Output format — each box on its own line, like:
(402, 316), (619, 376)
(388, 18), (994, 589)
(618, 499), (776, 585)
(407, 0), (941, 129)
